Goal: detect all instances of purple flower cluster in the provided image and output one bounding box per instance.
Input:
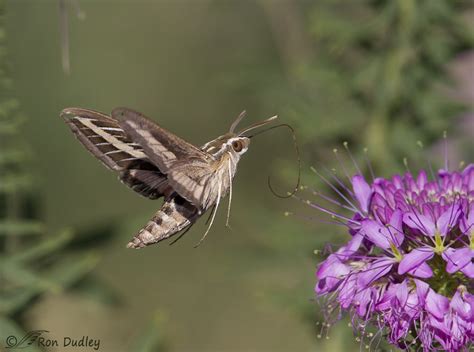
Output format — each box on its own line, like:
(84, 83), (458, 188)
(315, 164), (474, 351)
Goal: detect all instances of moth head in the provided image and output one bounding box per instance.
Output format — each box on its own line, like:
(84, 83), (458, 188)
(226, 136), (250, 156)
(203, 111), (277, 157)
(203, 133), (249, 157)
(227, 111), (277, 155)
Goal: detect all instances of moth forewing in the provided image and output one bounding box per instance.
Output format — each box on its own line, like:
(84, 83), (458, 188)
(61, 108), (169, 200)
(112, 107), (213, 173)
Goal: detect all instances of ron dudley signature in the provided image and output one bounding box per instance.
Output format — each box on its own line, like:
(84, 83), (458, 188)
(5, 330), (101, 350)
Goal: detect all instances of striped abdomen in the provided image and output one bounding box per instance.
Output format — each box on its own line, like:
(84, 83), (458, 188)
(126, 194), (199, 248)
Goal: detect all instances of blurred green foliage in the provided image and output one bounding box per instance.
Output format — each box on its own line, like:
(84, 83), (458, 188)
(0, 1), (110, 349)
(257, 0), (473, 174)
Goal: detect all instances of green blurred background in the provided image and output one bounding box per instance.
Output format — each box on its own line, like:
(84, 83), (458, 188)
(1, 1), (473, 351)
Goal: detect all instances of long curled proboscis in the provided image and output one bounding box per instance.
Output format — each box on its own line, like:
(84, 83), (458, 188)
(246, 123), (301, 198)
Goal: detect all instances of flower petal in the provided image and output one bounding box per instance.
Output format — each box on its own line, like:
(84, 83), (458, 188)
(414, 279), (430, 302)
(403, 212), (436, 236)
(395, 280), (408, 306)
(358, 258), (394, 287)
(317, 255), (349, 279)
(442, 247), (473, 273)
(352, 175), (372, 213)
(408, 262), (433, 278)
(426, 289), (449, 320)
(461, 262), (474, 278)
(315, 256), (349, 294)
(361, 220), (391, 249)
(315, 277), (340, 294)
(450, 290), (472, 320)
(436, 204), (461, 235)
(460, 204), (474, 234)
(398, 247), (434, 275)
(338, 275), (357, 309)
(376, 285), (396, 311)
(462, 163), (474, 189)
(338, 233), (364, 259)
(416, 170), (428, 190)
(354, 287), (372, 317)
(388, 210), (404, 247)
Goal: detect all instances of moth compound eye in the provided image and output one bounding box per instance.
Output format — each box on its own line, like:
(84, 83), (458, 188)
(232, 140), (243, 152)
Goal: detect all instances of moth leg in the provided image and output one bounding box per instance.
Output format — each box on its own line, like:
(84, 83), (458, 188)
(194, 180), (222, 248)
(174, 205), (213, 247)
(205, 204), (217, 225)
(169, 224), (193, 246)
(225, 158), (233, 229)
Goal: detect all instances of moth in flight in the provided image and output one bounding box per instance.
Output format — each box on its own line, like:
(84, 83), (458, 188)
(61, 107), (279, 248)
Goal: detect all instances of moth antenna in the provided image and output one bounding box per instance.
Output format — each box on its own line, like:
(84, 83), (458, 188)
(256, 123), (301, 199)
(229, 110), (247, 133)
(237, 115), (278, 136)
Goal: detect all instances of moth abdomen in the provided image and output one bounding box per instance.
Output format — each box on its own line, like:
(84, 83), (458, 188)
(126, 194), (199, 249)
